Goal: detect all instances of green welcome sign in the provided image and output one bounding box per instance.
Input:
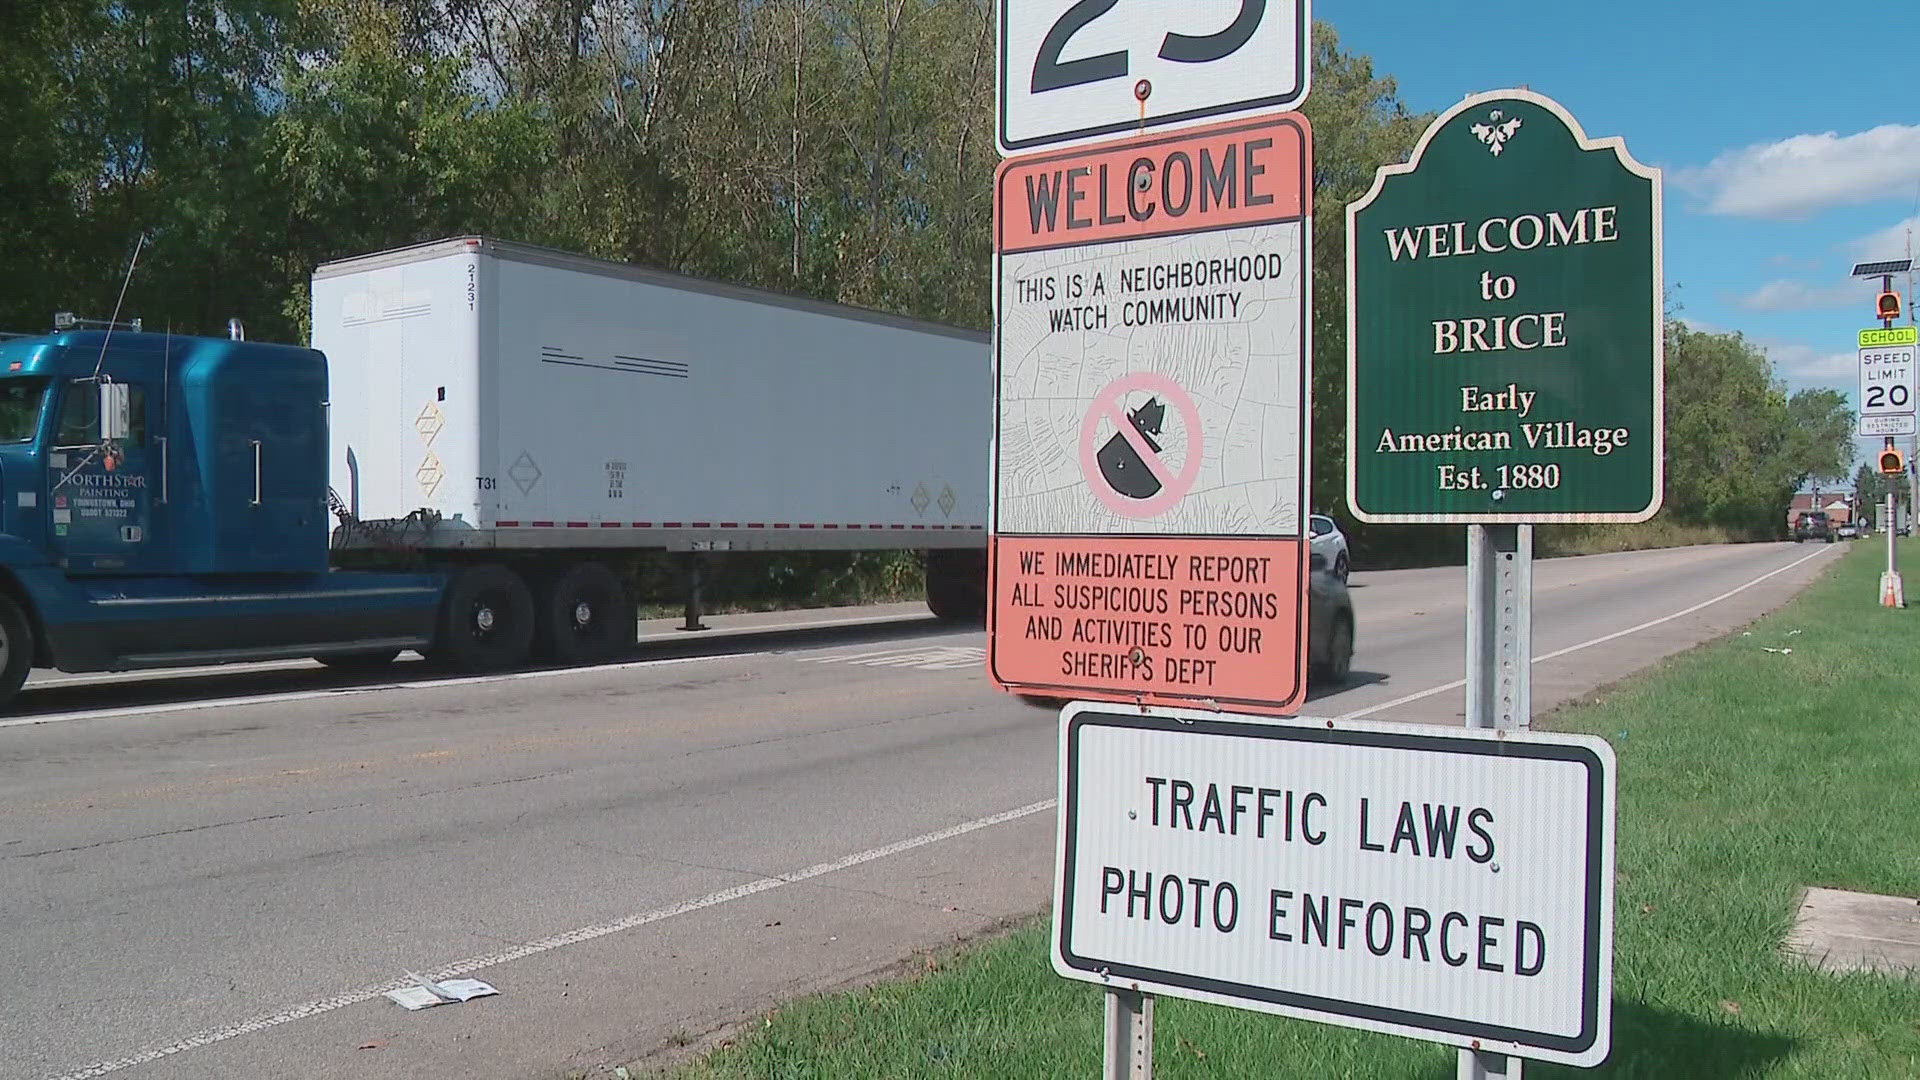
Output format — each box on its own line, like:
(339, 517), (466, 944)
(1347, 89), (1663, 522)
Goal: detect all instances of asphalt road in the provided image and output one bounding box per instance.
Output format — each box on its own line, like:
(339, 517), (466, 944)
(0, 541), (1843, 1080)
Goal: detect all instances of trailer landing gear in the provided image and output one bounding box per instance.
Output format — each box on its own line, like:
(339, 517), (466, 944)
(679, 554), (710, 632)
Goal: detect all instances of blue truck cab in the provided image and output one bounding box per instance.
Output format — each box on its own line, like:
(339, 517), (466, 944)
(0, 329), (447, 708)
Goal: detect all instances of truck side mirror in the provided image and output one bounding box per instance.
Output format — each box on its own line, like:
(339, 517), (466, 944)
(99, 381), (132, 441)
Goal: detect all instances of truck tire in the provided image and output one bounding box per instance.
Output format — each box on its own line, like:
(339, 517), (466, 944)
(0, 594), (33, 710)
(532, 561), (634, 665)
(925, 548), (988, 624)
(431, 563), (535, 672)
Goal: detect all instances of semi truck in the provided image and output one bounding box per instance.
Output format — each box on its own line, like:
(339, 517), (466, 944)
(0, 236), (989, 710)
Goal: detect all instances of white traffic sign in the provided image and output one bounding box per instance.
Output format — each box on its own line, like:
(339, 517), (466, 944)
(1861, 413), (1918, 436)
(988, 113), (1314, 714)
(1859, 344), (1917, 435)
(998, 0), (1309, 153)
(1052, 704), (1616, 1067)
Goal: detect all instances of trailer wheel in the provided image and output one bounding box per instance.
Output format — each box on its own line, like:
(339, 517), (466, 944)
(925, 548), (988, 624)
(533, 561), (633, 665)
(0, 594), (33, 710)
(432, 563), (535, 672)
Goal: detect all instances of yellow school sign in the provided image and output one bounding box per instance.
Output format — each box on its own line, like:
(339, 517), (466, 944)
(1861, 326), (1918, 347)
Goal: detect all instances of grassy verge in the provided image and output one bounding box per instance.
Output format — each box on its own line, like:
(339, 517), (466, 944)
(648, 540), (1920, 1079)
(1536, 518), (1750, 557)
(626, 550), (927, 619)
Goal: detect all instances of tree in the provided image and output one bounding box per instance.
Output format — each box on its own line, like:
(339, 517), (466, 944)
(1781, 388), (1854, 492)
(1296, 24), (1433, 563)
(260, 0), (552, 339)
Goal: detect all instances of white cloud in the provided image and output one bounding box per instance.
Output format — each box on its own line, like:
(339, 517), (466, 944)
(1738, 278), (1874, 312)
(1677, 124), (1920, 218)
(1762, 341), (1855, 382)
(1848, 215), (1920, 261)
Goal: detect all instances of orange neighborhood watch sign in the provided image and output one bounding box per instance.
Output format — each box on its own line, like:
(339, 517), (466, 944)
(989, 114), (1314, 713)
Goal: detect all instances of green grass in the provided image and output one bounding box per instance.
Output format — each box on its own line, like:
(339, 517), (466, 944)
(656, 542), (1920, 1079)
(1536, 518), (1750, 557)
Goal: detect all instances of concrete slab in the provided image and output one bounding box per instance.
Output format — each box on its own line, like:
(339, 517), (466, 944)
(1783, 886), (1920, 976)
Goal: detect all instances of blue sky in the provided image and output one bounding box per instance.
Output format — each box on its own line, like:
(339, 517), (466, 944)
(1328, 0), (1920, 471)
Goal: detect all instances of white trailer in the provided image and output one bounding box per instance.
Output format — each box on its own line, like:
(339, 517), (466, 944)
(309, 237), (991, 665)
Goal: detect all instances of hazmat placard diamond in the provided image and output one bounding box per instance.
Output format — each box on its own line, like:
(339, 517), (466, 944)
(415, 403), (444, 446)
(911, 482), (931, 516)
(508, 451), (542, 495)
(416, 453), (444, 497)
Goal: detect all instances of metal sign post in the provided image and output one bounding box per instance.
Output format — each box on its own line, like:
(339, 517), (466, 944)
(1463, 522), (1533, 1077)
(1853, 261), (1914, 606)
(1103, 987), (1153, 1079)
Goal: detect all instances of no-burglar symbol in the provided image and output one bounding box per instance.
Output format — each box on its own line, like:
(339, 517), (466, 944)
(1079, 373), (1203, 518)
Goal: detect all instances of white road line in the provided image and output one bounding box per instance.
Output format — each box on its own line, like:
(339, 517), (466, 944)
(44, 799), (1057, 1080)
(1335, 544), (1838, 722)
(0, 653), (761, 731)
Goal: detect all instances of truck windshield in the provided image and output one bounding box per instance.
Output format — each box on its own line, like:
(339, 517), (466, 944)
(0, 379), (47, 443)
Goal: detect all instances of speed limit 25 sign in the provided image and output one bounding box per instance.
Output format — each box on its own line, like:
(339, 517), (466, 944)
(998, 0), (1310, 153)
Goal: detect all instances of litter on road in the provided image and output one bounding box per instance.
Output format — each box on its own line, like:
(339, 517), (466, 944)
(384, 973), (499, 1011)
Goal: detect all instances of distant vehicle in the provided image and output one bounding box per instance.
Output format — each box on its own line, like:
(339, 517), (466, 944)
(1836, 523), (1858, 540)
(1307, 552), (1355, 686)
(1793, 511), (1834, 543)
(1309, 514), (1350, 581)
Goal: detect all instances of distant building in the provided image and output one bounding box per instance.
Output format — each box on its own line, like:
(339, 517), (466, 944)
(1786, 492), (1853, 530)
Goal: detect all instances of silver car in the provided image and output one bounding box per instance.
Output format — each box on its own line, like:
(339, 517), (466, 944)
(1309, 514), (1350, 581)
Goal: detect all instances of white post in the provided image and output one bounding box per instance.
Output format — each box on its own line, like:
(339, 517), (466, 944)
(1883, 484), (1905, 607)
(1461, 523), (1533, 1079)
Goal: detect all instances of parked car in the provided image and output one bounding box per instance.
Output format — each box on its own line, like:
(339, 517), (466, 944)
(1837, 523), (1858, 540)
(1307, 551), (1356, 687)
(1793, 511), (1833, 543)
(1309, 514), (1350, 581)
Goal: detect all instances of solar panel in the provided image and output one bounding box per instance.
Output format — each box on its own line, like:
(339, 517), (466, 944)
(1851, 258), (1914, 277)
